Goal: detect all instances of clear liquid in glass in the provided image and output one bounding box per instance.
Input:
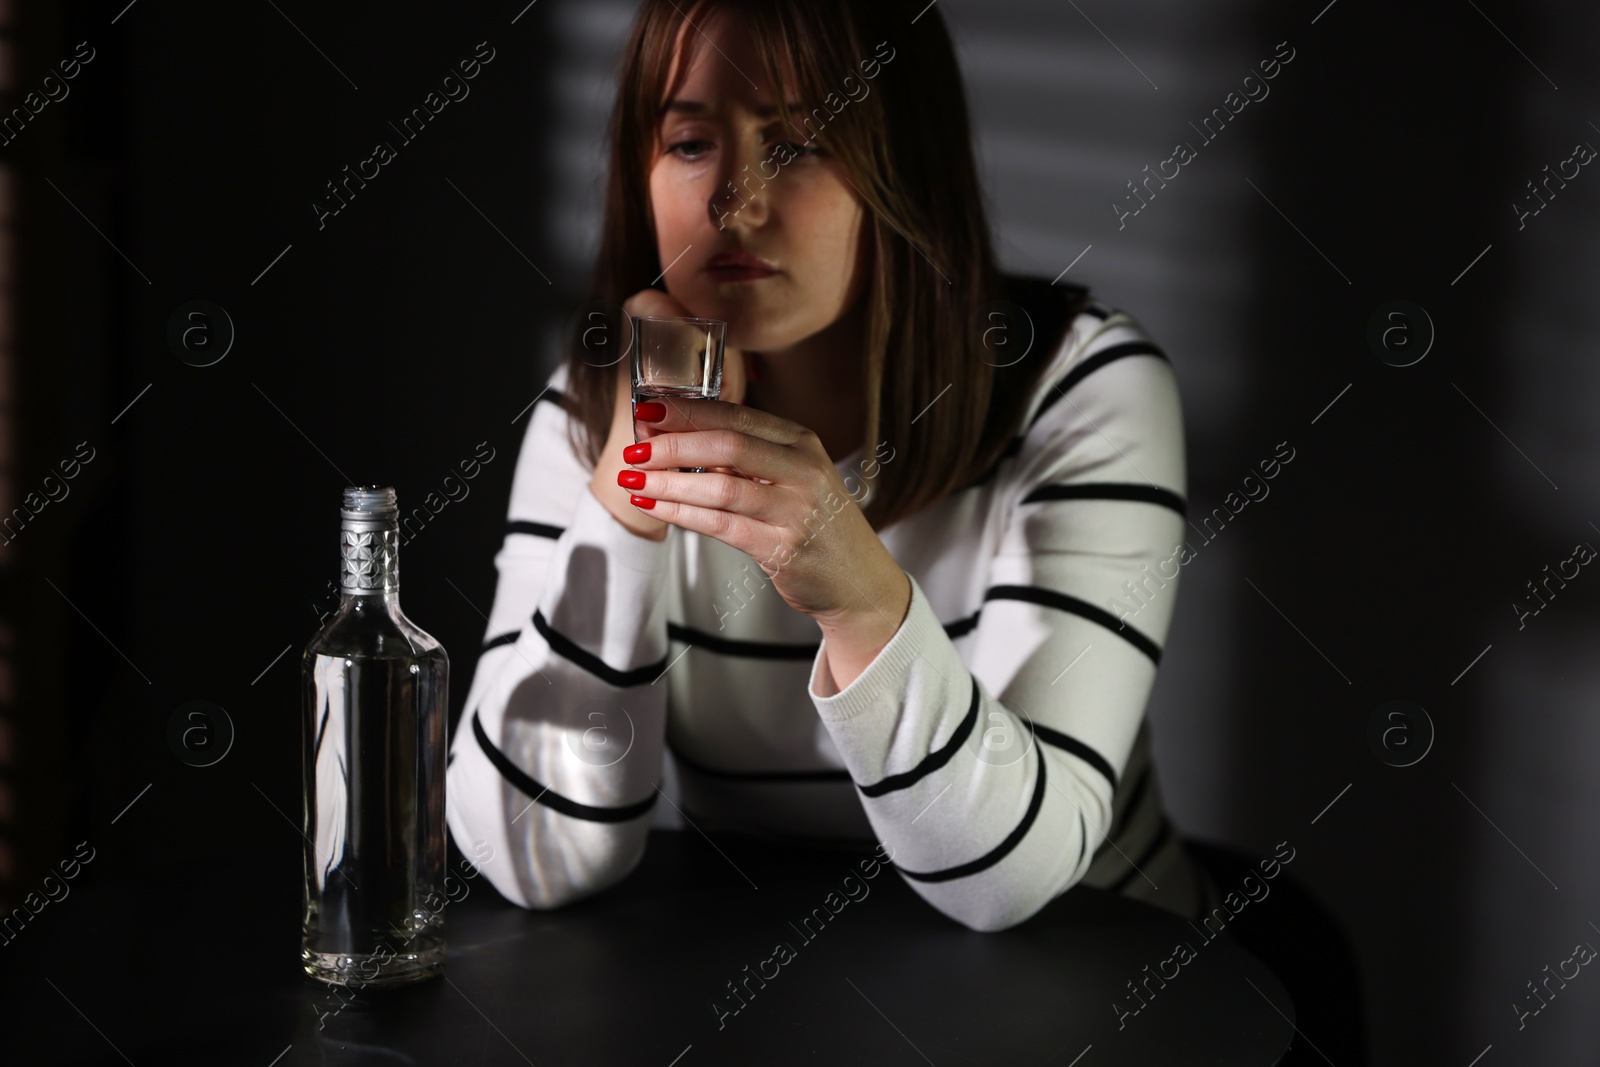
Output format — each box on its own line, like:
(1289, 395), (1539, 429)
(634, 384), (719, 473)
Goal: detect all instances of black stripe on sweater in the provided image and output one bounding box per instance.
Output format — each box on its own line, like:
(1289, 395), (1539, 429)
(1026, 720), (1118, 793)
(471, 711), (656, 823)
(896, 739), (1048, 883)
(667, 622), (818, 660)
(532, 608), (667, 687)
(667, 735), (852, 782)
(1019, 482), (1187, 518)
(857, 675), (981, 798)
(482, 631), (519, 652)
(664, 613), (982, 659)
(1026, 341), (1169, 436)
(983, 585), (1162, 665)
(974, 334), (1166, 485)
(508, 519), (566, 540)
(944, 612), (981, 639)
(1108, 817), (1174, 893)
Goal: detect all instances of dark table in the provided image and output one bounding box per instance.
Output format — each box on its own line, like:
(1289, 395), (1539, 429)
(1, 828), (1294, 1065)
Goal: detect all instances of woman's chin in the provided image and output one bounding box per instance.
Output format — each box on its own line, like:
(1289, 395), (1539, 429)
(689, 291), (771, 328)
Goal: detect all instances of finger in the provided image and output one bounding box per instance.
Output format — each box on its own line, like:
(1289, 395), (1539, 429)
(704, 469), (772, 486)
(622, 288), (694, 321)
(627, 490), (779, 561)
(638, 425), (810, 486)
(702, 466), (771, 484)
(618, 468), (787, 525)
(641, 395), (814, 453)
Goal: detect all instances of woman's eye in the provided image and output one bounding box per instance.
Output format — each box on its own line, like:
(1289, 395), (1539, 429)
(667, 140), (713, 160)
(664, 138), (821, 162)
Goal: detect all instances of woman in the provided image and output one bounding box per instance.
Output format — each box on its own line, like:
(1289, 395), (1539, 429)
(446, 0), (1210, 934)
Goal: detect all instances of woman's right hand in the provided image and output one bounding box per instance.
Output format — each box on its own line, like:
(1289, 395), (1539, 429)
(590, 288), (751, 539)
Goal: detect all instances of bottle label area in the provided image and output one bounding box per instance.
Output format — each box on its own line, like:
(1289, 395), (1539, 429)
(340, 524), (399, 594)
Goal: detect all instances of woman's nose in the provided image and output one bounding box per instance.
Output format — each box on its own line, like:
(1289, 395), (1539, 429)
(708, 144), (770, 229)
(708, 179), (739, 229)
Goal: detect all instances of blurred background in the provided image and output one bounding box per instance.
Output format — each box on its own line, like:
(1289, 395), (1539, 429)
(5, 0), (1598, 1062)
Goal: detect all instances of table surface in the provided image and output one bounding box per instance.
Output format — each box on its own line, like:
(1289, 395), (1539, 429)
(1, 828), (1294, 1066)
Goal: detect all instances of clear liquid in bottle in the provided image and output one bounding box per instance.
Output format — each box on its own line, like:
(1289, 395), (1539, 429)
(301, 485), (448, 988)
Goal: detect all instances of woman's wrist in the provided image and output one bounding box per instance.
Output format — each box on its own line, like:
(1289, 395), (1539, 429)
(815, 568), (912, 692)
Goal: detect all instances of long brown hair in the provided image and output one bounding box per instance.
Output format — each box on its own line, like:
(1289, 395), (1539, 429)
(562, 0), (1086, 530)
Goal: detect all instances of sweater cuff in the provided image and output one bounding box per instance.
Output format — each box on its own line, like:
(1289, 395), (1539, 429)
(809, 572), (945, 723)
(569, 482), (672, 575)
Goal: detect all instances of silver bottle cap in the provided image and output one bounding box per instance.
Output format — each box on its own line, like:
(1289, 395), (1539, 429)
(340, 485), (399, 594)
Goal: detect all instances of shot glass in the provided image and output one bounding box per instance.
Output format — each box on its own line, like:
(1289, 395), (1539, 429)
(632, 315), (726, 473)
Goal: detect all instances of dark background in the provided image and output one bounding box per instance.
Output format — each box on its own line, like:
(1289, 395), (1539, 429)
(5, 0), (1598, 1063)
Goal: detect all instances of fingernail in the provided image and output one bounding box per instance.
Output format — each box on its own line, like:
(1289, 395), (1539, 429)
(635, 400), (667, 422)
(630, 494), (656, 509)
(617, 469), (646, 490)
(623, 441), (651, 464)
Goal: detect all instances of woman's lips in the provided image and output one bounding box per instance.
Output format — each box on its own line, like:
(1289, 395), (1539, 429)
(705, 249), (779, 280)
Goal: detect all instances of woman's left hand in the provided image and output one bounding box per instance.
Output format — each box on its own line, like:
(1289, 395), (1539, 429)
(617, 399), (906, 629)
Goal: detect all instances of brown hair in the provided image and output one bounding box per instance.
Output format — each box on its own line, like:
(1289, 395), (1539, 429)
(561, 0), (1086, 530)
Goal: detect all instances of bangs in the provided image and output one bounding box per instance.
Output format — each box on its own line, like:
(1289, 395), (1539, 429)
(637, 0), (860, 156)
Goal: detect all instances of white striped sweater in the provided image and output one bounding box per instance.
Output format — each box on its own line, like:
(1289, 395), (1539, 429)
(446, 297), (1215, 932)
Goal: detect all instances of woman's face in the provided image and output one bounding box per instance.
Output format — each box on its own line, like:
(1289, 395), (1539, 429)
(649, 6), (869, 354)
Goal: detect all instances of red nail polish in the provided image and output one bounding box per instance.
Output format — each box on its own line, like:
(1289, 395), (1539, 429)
(617, 469), (646, 490)
(630, 494), (656, 509)
(635, 400), (667, 422)
(623, 441), (651, 464)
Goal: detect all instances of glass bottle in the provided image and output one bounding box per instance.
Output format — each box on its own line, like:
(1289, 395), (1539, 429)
(301, 486), (449, 987)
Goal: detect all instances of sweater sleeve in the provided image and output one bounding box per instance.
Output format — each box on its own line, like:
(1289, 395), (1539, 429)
(807, 312), (1187, 932)
(446, 362), (674, 910)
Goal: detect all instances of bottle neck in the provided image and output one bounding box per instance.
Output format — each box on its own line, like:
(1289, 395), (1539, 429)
(340, 522), (401, 600)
